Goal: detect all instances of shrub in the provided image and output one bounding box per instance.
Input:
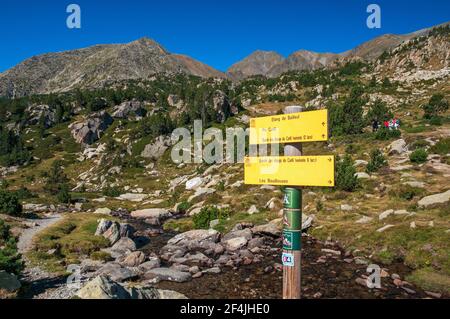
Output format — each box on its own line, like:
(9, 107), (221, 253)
(335, 155), (358, 192)
(430, 138), (450, 155)
(429, 116), (443, 126)
(422, 94), (448, 119)
(339, 61), (367, 76)
(315, 200), (323, 212)
(390, 185), (423, 201)
(176, 201), (191, 214)
(410, 148), (428, 164)
(382, 77), (392, 88)
(366, 99), (393, 123)
(217, 181), (225, 192)
(329, 103), (345, 136)
(140, 113), (174, 139)
(0, 190), (22, 216)
(0, 219), (23, 275)
(0, 180), (9, 190)
(329, 87), (366, 136)
(374, 127), (401, 140)
(345, 144), (360, 155)
(341, 87), (366, 135)
(15, 187), (35, 200)
(0, 126), (31, 167)
(102, 186), (122, 198)
(44, 161), (69, 195)
(366, 149), (387, 173)
(410, 139), (430, 150)
(57, 184), (72, 204)
(192, 206), (230, 229)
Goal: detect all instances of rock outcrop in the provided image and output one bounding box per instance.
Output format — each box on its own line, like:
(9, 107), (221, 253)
(212, 90), (233, 123)
(141, 135), (173, 159)
(69, 111), (113, 145)
(112, 100), (146, 119)
(418, 190), (450, 208)
(95, 219), (135, 245)
(388, 139), (408, 156)
(26, 104), (56, 128)
(76, 275), (186, 299)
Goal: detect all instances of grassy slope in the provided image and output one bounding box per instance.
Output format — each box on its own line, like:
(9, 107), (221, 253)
(3, 67), (449, 294)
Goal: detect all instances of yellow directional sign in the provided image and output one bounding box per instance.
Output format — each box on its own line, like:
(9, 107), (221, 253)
(244, 156), (335, 187)
(249, 109), (328, 145)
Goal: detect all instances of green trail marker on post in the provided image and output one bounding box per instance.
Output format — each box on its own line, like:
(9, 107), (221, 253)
(283, 209), (302, 230)
(283, 188), (302, 251)
(284, 187), (301, 209)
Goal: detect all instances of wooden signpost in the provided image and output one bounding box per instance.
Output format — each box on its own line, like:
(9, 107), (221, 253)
(245, 106), (334, 299)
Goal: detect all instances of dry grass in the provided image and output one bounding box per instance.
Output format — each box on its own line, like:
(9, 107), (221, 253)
(27, 213), (115, 273)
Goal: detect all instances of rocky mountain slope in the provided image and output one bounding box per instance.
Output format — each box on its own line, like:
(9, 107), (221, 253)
(267, 50), (340, 77)
(342, 34), (408, 61)
(227, 51), (285, 80)
(374, 29), (450, 82)
(227, 21), (450, 79)
(0, 37), (226, 98)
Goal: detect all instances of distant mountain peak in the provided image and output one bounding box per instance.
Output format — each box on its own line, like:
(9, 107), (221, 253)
(126, 37), (169, 54)
(131, 36), (161, 46)
(0, 38), (225, 97)
(227, 51), (285, 80)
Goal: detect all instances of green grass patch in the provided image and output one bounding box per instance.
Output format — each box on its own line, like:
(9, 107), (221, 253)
(90, 251), (113, 262)
(407, 268), (450, 294)
(389, 185), (424, 201)
(430, 138), (450, 155)
(132, 135), (154, 157)
(403, 125), (433, 134)
(163, 218), (194, 233)
(192, 206), (231, 229)
(27, 213), (115, 273)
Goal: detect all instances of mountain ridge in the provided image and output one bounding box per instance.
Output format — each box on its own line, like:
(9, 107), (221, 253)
(227, 21), (450, 79)
(0, 37), (226, 98)
(1, 21), (449, 97)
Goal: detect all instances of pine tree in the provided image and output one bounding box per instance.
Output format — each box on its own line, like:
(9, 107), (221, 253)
(38, 114), (47, 138)
(336, 155), (359, 192)
(366, 99), (393, 123)
(44, 161), (69, 195)
(0, 219), (24, 275)
(341, 87), (366, 135)
(423, 94), (449, 119)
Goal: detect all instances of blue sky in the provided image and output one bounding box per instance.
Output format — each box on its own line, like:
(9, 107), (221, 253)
(0, 0), (449, 72)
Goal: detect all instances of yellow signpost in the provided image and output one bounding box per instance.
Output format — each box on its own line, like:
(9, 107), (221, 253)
(244, 156), (335, 187)
(249, 109), (328, 145)
(244, 107), (334, 300)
